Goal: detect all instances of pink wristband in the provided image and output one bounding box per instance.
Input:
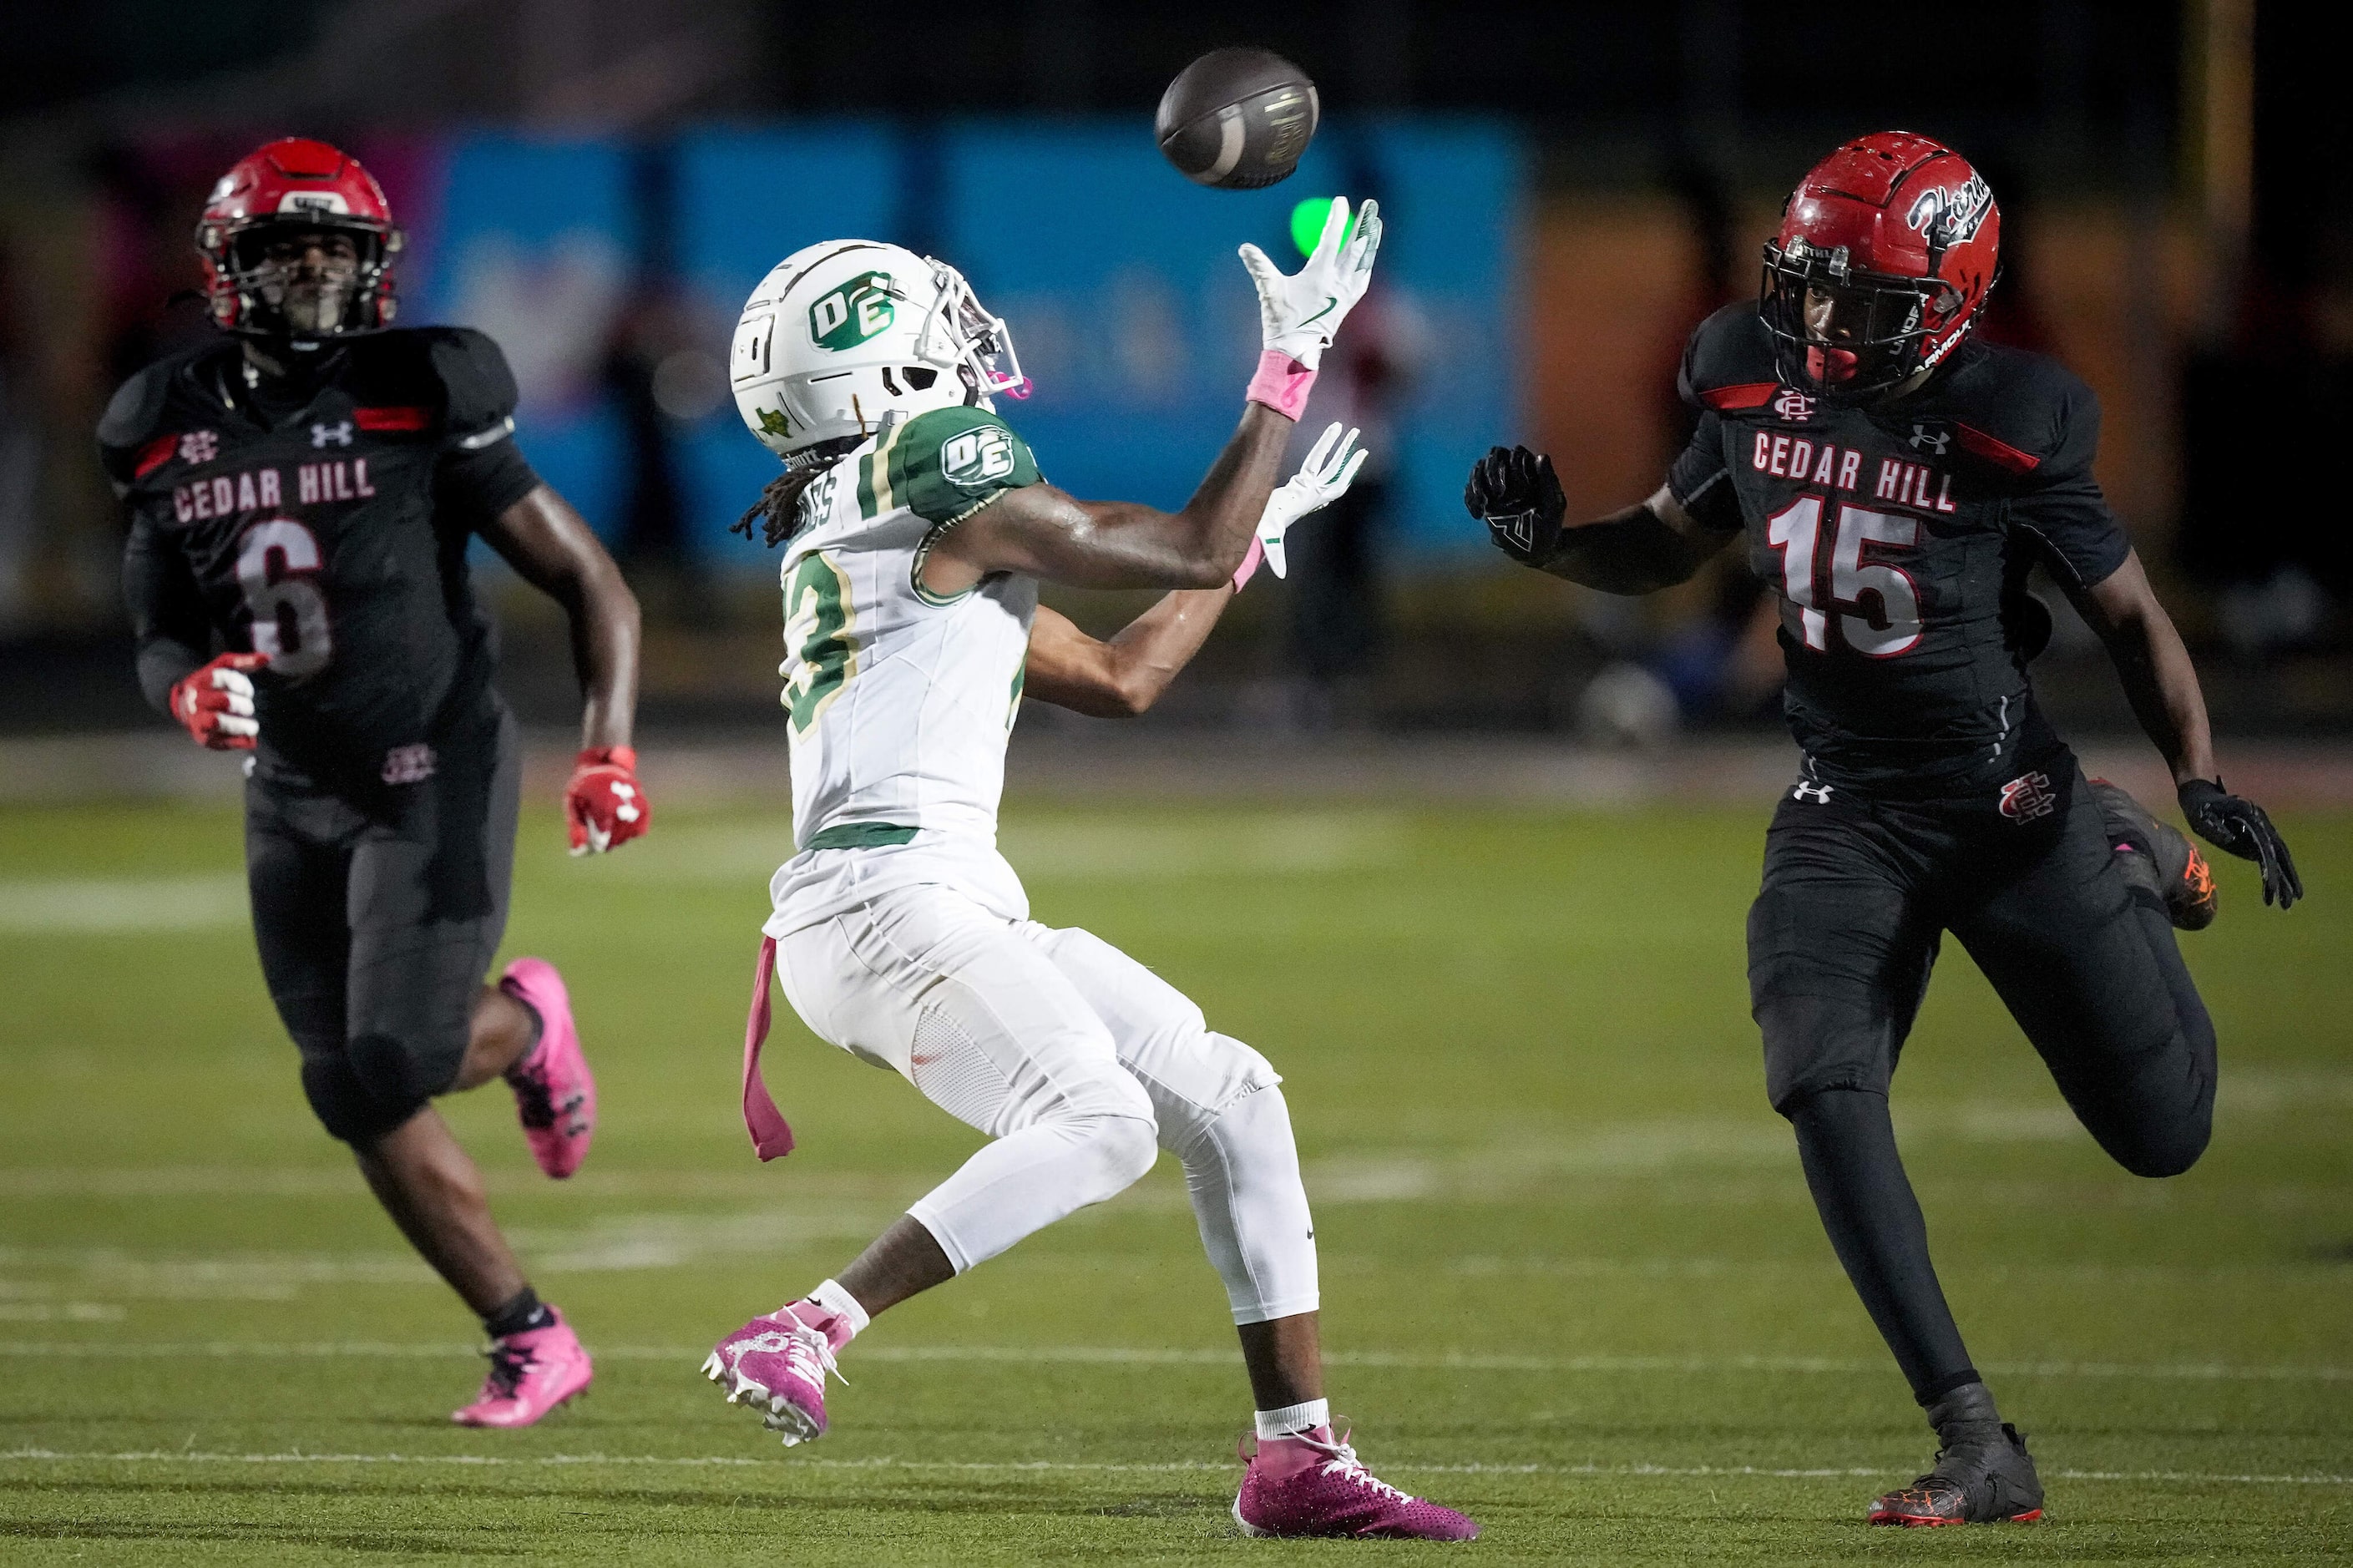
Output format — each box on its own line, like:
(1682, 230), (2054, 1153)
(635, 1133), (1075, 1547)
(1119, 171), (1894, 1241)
(1230, 535), (1265, 593)
(1245, 350), (1317, 421)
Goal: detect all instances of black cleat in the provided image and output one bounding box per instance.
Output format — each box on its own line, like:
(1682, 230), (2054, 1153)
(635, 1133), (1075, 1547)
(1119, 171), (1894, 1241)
(2090, 778), (2217, 931)
(1870, 1384), (2045, 1527)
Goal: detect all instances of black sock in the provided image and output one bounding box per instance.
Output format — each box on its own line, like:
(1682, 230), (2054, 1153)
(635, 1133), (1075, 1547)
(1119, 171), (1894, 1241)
(1789, 1087), (1980, 1405)
(498, 980), (545, 1068)
(483, 1286), (554, 1340)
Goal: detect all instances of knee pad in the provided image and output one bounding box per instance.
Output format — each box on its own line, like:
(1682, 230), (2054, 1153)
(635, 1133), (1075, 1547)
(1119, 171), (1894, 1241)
(2099, 1084), (2212, 1179)
(298, 1050), (417, 1146)
(347, 1028), (455, 1110)
(1079, 1114), (1160, 1198)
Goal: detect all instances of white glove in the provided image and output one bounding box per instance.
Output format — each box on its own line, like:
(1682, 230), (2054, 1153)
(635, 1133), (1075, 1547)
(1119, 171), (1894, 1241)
(1238, 196), (1384, 371)
(1257, 422), (1368, 579)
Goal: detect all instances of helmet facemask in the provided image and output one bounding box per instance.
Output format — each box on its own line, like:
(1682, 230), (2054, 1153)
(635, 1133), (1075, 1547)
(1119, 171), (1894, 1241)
(206, 217), (401, 341)
(1761, 237), (1966, 400)
(917, 260), (1029, 403)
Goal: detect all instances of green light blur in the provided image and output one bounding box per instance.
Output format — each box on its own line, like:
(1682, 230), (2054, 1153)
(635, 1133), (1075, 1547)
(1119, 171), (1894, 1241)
(1289, 196), (1355, 259)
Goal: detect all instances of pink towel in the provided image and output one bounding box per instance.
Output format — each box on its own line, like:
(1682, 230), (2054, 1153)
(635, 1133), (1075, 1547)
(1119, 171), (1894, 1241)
(742, 935), (796, 1160)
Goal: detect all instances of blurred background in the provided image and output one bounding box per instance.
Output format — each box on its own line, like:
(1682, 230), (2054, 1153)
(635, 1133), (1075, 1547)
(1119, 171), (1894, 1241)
(3, 0), (2350, 756)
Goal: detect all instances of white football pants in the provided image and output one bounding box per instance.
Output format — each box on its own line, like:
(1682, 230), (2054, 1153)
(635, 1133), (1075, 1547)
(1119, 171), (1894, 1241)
(774, 882), (1320, 1325)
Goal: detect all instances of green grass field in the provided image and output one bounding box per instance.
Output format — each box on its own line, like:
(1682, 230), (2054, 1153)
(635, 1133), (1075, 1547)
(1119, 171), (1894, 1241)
(2, 793), (2347, 1564)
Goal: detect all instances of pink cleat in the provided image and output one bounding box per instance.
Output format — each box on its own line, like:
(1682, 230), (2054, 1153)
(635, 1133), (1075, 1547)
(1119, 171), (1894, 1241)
(451, 1308), (592, 1427)
(701, 1307), (845, 1446)
(500, 958), (595, 1178)
(1233, 1424), (1480, 1540)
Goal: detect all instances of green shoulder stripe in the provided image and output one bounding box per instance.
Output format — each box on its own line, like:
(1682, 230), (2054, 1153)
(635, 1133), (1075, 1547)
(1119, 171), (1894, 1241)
(893, 407), (1042, 525)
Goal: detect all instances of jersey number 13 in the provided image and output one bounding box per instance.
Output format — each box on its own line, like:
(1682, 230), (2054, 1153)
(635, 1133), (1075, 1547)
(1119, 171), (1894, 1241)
(782, 551), (857, 738)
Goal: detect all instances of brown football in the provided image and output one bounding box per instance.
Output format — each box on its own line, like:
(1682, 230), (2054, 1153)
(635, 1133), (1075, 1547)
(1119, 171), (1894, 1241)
(1155, 48), (1320, 190)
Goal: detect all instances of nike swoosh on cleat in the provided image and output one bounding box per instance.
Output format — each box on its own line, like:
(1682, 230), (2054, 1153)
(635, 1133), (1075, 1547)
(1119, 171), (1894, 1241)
(1298, 296), (1339, 328)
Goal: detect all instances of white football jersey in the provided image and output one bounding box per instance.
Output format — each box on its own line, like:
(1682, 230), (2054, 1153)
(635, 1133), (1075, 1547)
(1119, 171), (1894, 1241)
(763, 405), (1043, 934)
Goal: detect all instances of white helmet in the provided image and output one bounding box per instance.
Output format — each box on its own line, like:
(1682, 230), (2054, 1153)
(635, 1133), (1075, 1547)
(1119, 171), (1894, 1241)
(731, 240), (1027, 460)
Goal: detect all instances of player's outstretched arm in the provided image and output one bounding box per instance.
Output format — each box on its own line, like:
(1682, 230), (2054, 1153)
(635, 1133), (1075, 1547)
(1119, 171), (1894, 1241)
(1020, 423), (1369, 717)
(925, 405), (1294, 595)
(479, 485), (651, 853)
(2072, 549), (2301, 908)
(925, 198), (1382, 599)
(1465, 445), (1732, 594)
(1024, 596), (1233, 718)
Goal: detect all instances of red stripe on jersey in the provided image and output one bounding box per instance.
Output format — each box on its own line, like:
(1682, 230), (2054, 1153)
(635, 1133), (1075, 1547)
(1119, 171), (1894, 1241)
(1698, 382), (1779, 411)
(1952, 421), (2041, 473)
(133, 434), (178, 478)
(354, 406), (431, 432)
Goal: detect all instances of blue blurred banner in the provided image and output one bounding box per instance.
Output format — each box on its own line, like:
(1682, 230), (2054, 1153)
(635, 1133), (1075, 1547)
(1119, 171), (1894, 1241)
(409, 137), (640, 543)
(406, 119), (1522, 568)
(670, 126), (905, 561)
(943, 118), (1523, 559)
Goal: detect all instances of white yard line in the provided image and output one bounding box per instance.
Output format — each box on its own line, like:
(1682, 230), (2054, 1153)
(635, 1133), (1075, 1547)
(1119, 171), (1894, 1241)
(0, 1339), (2345, 1382)
(0, 1447), (2342, 1487)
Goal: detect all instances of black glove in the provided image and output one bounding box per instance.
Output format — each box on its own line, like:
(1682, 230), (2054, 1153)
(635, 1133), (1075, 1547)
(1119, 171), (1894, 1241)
(1465, 444), (1566, 566)
(2178, 777), (2302, 909)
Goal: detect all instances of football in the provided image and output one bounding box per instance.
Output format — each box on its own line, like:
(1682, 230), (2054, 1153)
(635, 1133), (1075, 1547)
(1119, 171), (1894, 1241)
(1154, 47), (1320, 189)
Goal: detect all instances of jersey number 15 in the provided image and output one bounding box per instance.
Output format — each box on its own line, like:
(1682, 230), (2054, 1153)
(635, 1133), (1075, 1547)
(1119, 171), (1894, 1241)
(1764, 495), (1921, 658)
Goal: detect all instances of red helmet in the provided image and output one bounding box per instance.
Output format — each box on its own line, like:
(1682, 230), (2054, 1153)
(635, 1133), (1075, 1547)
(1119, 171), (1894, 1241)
(1760, 131), (2000, 397)
(195, 138), (403, 340)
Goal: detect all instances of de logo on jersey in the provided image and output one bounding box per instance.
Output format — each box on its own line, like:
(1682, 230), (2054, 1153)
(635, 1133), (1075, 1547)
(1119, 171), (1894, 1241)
(809, 271), (895, 352)
(942, 426), (1016, 491)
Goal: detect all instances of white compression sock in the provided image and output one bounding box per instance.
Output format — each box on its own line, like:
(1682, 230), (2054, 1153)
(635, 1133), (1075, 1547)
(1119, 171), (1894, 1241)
(1172, 1081), (1321, 1325)
(1255, 1399), (1330, 1440)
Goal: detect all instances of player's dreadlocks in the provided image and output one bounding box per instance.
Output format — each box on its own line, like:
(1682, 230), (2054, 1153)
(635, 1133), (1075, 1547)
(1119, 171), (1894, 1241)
(731, 438), (861, 549)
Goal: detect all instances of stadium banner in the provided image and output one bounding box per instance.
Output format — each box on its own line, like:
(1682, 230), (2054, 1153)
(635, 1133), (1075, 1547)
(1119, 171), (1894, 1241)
(406, 136), (640, 544)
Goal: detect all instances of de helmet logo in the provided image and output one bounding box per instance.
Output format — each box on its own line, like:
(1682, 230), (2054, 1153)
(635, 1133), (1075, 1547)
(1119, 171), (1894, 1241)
(1774, 388), (1816, 422)
(177, 429), (219, 465)
(942, 426), (1016, 490)
(809, 271), (896, 352)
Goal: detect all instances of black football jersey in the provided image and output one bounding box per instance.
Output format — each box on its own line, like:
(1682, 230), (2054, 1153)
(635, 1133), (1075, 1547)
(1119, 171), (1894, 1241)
(1667, 304), (2130, 789)
(104, 328), (541, 799)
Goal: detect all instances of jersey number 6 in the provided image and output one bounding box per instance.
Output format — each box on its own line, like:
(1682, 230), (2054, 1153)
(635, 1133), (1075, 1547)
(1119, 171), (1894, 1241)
(236, 518), (333, 679)
(1764, 495), (1921, 658)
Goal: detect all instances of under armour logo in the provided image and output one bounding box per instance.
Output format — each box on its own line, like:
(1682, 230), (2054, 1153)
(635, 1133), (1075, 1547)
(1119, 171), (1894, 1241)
(311, 421), (354, 448)
(612, 781), (642, 823)
(1908, 423), (1951, 455)
(1793, 781), (1834, 804)
(178, 429), (219, 465)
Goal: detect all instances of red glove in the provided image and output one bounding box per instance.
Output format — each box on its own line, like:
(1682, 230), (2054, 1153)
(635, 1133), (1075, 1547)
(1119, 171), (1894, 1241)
(566, 745), (650, 855)
(169, 652), (269, 751)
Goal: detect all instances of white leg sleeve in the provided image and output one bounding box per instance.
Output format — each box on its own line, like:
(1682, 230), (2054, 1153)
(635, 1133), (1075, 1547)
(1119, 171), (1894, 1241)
(774, 887), (1159, 1276)
(1020, 923), (1321, 1325)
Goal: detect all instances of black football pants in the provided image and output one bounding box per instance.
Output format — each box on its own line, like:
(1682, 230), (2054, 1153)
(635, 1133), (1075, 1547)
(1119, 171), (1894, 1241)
(244, 710), (520, 1146)
(1747, 753), (2215, 1403)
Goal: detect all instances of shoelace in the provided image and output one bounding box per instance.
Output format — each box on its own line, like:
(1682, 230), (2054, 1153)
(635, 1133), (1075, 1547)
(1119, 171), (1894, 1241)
(1297, 1429), (1409, 1505)
(480, 1341), (536, 1399)
(736, 1320), (848, 1388)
